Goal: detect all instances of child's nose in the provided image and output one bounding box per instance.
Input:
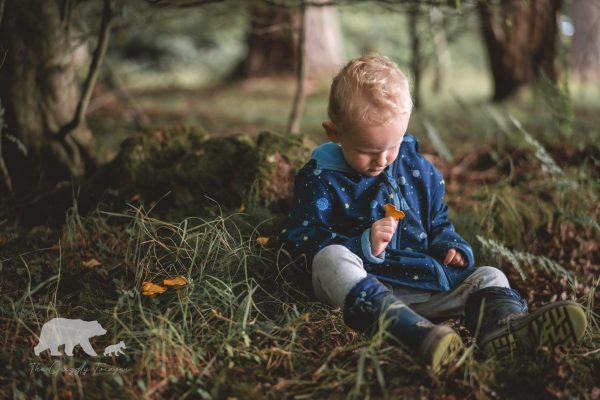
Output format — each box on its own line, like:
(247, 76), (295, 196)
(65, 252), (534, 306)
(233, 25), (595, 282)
(373, 153), (387, 167)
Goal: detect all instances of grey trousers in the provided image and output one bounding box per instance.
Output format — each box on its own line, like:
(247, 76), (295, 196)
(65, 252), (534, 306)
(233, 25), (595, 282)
(312, 244), (510, 321)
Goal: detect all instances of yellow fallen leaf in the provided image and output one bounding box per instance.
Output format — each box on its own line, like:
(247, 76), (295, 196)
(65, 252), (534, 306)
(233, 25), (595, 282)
(384, 203), (405, 220)
(256, 236), (270, 246)
(82, 258), (102, 268)
(162, 276), (188, 288)
(142, 281), (167, 297)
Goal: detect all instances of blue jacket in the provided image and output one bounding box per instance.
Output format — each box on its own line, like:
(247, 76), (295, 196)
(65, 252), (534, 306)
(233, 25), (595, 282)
(284, 134), (475, 292)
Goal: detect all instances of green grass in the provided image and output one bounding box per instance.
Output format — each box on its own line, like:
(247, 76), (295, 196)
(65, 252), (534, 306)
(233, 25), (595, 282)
(2, 116), (599, 398)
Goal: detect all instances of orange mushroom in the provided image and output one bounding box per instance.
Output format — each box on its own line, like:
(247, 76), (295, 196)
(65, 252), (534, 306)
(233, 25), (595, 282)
(384, 203), (405, 220)
(142, 281), (167, 297)
(162, 276), (188, 289)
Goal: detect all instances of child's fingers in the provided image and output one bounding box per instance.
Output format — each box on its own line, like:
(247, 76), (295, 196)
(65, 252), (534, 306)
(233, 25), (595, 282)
(371, 229), (391, 247)
(449, 251), (466, 267)
(380, 224), (397, 239)
(376, 228), (394, 242)
(443, 248), (456, 264)
(373, 217), (397, 229)
(371, 233), (392, 256)
(372, 221), (396, 237)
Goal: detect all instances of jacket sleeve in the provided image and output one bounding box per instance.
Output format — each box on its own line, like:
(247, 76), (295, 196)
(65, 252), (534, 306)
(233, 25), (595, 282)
(427, 167), (475, 268)
(285, 167), (385, 268)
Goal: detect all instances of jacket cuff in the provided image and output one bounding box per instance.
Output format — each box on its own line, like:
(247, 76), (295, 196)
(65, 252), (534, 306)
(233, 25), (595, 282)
(361, 229), (385, 264)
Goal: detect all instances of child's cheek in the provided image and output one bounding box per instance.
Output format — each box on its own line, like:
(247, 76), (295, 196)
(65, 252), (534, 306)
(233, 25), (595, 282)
(354, 155), (369, 169)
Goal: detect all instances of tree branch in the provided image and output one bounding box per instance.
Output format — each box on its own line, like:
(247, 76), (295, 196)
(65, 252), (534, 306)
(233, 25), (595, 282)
(58, 0), (114, 138)
(0, 100), (14, 194)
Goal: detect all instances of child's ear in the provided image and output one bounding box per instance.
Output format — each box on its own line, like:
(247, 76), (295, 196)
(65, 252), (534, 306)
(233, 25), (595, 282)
(322, 121), (341, 143)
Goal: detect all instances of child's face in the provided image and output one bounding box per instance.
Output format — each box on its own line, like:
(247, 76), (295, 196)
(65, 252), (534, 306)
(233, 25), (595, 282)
(323, 113), (410, 177)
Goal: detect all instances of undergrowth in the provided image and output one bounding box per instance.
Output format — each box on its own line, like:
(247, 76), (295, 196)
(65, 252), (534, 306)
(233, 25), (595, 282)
(1, 112), (599, 399)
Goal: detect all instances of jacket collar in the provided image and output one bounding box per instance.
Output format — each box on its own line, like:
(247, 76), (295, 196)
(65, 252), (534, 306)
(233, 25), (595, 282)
(311, 134), (418, 174)
(310, 142), (356, 173)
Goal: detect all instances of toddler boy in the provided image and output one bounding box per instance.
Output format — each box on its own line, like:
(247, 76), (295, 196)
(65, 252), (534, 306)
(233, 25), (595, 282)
(284, 54), (587, 372)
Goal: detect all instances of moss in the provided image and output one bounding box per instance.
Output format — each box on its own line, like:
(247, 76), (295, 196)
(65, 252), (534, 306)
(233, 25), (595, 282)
(237, 131), (310, 213)
(85, 127), (310, 217)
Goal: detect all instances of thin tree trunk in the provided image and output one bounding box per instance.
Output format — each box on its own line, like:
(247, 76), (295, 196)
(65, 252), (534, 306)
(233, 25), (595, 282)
(59, 0), (114, 138)
(287, 1), (307, 134)
(571, 0), (600, 81)
(430, 7), (451, 92)
(409, 4), (422, 108)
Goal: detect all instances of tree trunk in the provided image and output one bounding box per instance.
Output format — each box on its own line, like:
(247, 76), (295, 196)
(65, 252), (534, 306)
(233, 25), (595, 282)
(232, 5), (297, 79)
(409, 4), (422, 108)
(303, 1), (343, 80)
(429, 7), (451, 93)
(233, 3), (343, 82)
(478, 0), (562, 101)
(287, 2), (307, 135)
(0, 0), (92, 195)
(571, 0), (600, 81)
(286, 0), (343, 134)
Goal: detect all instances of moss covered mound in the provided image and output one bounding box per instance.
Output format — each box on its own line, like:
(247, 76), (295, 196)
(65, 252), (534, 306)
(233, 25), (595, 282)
(94, 127), (310, 215)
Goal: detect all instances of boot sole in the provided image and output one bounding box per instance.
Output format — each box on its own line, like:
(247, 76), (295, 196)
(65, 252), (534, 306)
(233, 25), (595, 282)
(420, 326), (464, 373)
(480, 301), (587, 359)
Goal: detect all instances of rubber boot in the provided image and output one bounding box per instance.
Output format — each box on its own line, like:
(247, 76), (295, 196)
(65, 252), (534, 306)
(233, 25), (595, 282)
(465, 287), (587, 358)
(343, 276), (463, 372)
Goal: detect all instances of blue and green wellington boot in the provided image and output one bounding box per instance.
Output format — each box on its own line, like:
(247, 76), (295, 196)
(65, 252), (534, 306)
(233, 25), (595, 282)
(465, 287), (587, 358)
(343, 276), (463, 373)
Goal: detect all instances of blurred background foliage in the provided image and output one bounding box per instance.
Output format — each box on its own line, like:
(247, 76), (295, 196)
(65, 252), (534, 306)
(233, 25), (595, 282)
(70, 0), (598, 160)
(2, 0), (599, 192)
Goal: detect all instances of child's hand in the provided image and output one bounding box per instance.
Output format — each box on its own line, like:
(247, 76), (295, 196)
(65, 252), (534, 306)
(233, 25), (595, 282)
(443, 248), (467, 268)
(370, 217), (398, 256)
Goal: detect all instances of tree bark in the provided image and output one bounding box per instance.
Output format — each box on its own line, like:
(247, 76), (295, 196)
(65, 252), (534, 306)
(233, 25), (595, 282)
(232, 2), (342, 82)
(232, 5), (297, 79)
(287, 1), (307, 134)
(409, 4), (422, 108)
(429, 7), (451, 93)
(0, 0), (93, 194)
(302, 0), (343, 80)
(571, 0), (600, 81)
(478, 0), (562, 101)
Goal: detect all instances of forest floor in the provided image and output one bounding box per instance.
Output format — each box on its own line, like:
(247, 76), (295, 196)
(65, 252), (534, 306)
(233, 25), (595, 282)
(1, 77), (599, 399)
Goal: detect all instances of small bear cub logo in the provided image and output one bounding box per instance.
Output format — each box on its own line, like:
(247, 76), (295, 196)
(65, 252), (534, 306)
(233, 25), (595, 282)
(104, 341), (126, 357)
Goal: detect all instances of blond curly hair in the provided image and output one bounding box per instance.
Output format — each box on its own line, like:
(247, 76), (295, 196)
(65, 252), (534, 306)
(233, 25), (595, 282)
(327, 54), (413, 131)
